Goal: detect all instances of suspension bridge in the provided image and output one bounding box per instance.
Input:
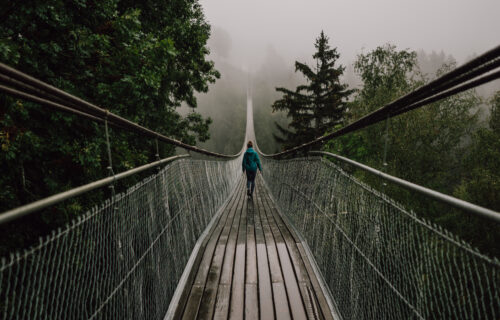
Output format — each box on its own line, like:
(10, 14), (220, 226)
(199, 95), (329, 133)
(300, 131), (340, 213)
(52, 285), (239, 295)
(0, 46), (499, 319)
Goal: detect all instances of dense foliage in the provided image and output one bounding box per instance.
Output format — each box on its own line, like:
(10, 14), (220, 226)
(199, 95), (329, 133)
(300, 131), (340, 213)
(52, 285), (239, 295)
(323, 44), (499, 255)
(272, 32), (353, 150)
(455, 92), (500, 210)
(0, 0), (219, 253)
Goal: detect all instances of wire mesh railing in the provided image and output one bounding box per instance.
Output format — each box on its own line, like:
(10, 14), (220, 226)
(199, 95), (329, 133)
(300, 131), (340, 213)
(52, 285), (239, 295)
(261, 156), (500, 320)
(0, 156), (242, 320)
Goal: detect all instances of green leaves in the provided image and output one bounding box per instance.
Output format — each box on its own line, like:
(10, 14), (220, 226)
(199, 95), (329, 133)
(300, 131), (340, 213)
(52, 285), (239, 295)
(355, 44), (417, 105)
(0, 40), (20, 63)
(0, 0), (219, 252)
(324, 44), (498, 256)
(455, 92), (500, 213)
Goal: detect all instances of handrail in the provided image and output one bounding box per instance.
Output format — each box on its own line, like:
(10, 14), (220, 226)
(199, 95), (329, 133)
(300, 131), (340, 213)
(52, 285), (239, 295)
(309, 151), (500, 223)
(0, 63), (241, 159)
(0, 154), (190, 225)
(261, 45), (500, 158)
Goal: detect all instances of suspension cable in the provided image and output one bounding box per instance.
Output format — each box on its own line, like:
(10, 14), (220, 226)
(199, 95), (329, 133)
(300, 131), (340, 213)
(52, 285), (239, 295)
(263, 45), (500, 158)
(0, 154), (190, 225)
(0, 63), (240, 159)
(309, 151), (500, 223)
(0, 84), (106, 124)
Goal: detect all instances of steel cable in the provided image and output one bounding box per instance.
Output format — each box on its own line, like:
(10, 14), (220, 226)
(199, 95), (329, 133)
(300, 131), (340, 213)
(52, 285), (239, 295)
(263, 45), (500, 158)
(0, 63), (240, 159)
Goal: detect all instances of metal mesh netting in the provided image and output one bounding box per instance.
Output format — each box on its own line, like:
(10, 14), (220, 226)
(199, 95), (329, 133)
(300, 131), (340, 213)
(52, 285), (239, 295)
(261, 156), (500, 320)
(0, 156), (241, 320)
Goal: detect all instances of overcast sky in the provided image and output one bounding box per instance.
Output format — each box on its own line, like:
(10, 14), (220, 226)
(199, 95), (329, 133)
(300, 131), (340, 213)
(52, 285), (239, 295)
(199, 0), (500, 71)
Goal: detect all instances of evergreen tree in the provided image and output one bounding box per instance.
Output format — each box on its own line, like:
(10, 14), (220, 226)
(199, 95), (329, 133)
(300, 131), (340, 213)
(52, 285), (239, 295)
(272, 31), (353, 150)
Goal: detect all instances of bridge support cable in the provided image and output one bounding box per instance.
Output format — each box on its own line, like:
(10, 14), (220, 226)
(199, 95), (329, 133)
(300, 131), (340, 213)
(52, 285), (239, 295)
(262, 45), (500, 158)
(0, 84), (108, 124)
(309, 151), (500, 223)
(0, 62), (239, 158)
(0, 155), (244, 319)
(391, 69), (500, 117)
(258, 155), (500, 319)
(0, 61), (243, 224)
(0, 154), (189, 225)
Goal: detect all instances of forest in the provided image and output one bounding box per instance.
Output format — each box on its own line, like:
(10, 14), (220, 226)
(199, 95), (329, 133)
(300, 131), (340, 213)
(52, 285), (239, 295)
(1, 0), (499, 261)
(0, 0), (219, 254)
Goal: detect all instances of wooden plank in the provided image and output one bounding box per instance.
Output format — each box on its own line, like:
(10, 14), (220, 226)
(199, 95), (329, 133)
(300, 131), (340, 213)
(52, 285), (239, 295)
(253, 186), (275, 320)
(229, 189), (248, 319)
(213, 284), (231, 320)
(245, 284), (259, 320)
(272, 283), (292, 320)
(275, 242), (308, 320)
(174, 179), (244, 319)
(259, 179), (308, 320)
(197, 182), (246, 319)
(257, 189), (283, 283)
(260, 177), (334, 320)
(195, 179), (244, 287)
(245, 192), (259, 319)
(181, 285), (204, 320)
(297, 243), (336, 320)
(213, 178), (246, 319)
(260, 183), (321, 320)
(272, 216), (333, 317)
(246, 195), (257, 285)
(218, 186), (243, 284)
(255, 184), (291, 317)
(300, 282), (323, 320)
(260, 187), (309, 283)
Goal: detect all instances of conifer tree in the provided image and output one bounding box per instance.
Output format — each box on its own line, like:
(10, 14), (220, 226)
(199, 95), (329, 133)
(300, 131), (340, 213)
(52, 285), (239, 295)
(272, 31), (353, 150)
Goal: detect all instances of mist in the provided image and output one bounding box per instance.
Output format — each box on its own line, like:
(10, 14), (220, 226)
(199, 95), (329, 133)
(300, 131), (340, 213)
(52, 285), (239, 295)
(188, 0), (500, 153)
(200, 0), (500, 70)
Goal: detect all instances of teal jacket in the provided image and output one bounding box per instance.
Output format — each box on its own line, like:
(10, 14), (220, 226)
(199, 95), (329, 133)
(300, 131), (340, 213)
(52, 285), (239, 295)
(242, 148), (262, 172)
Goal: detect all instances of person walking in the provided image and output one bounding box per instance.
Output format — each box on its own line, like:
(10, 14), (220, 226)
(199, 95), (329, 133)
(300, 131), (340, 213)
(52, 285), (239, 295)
(242, 141), (262, 198)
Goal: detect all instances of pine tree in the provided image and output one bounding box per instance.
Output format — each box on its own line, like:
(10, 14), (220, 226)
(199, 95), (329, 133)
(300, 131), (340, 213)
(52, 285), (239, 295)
(272, 31), (353, 150)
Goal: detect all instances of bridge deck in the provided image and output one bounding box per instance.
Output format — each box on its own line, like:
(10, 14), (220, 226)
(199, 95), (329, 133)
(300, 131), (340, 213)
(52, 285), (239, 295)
(172, 175), (334, 319)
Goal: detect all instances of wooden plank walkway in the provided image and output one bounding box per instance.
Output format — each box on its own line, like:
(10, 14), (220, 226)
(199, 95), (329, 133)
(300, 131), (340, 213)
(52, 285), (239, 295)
(171, 175), (335, 320)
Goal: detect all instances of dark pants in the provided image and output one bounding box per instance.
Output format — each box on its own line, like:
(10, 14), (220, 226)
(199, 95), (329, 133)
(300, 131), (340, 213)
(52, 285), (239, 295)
(246, 170), (257, 194)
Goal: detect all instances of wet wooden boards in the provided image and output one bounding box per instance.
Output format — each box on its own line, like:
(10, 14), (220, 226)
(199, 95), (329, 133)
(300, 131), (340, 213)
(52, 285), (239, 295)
(172, 176), (335, 320)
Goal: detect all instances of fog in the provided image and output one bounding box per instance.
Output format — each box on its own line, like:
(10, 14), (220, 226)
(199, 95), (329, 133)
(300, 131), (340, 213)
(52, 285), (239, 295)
(200, 0), (500, 70)
(189, 0), (500, 153)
